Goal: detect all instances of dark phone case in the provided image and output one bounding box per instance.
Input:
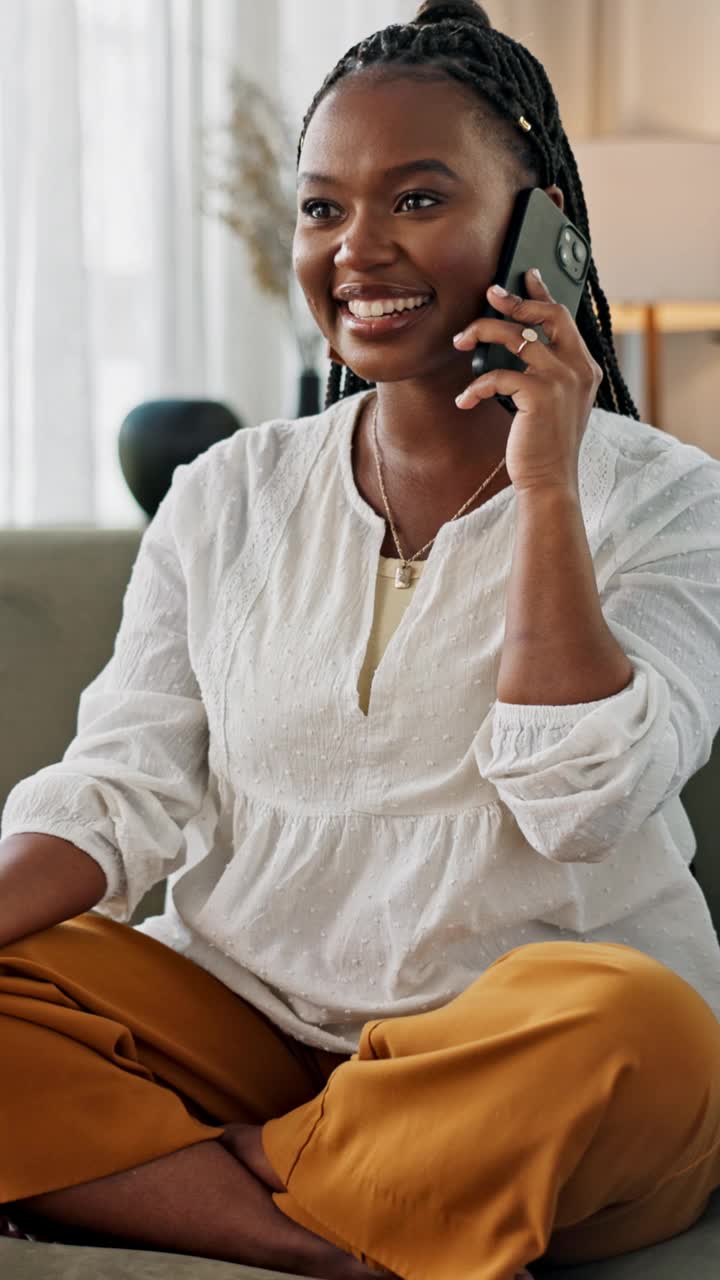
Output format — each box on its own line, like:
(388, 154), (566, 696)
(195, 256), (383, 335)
(472, 188), (591, 412)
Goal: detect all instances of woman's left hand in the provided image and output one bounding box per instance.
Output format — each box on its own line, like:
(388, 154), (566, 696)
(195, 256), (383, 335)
(453, 268), (603, 496)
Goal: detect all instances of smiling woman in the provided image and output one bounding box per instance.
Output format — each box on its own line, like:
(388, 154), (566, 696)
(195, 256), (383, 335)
(2, 2), (720, 1279)
(289, 0), (642, 581)
(297, 0), (635, 422)
(265, 0), (720, 1271)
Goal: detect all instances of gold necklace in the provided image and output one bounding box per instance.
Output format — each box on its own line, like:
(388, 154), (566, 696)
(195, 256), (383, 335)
(370, 396), (508, 589)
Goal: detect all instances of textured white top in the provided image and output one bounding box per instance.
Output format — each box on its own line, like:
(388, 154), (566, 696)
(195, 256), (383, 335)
(3, 389), (720, 1052)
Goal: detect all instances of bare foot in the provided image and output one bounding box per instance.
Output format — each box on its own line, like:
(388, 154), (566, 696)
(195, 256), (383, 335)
(220, 1122), (397, 1279)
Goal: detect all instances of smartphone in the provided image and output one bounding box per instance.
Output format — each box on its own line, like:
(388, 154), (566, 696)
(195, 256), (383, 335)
(472, 187), (591, 410)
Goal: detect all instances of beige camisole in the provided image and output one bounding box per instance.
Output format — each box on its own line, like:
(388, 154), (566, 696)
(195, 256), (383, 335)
(356, 555), (426, 715)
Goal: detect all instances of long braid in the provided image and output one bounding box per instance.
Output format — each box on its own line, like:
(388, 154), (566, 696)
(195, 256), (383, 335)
(324, 359), (342, 410)
(298, 0), (639, 421)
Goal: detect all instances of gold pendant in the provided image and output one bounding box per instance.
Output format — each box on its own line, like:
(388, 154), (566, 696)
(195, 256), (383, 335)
(395, 563), (412, 589)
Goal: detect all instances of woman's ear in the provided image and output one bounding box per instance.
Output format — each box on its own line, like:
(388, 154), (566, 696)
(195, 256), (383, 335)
(544, 184), (565, 212)
(326, 342), (346, 366)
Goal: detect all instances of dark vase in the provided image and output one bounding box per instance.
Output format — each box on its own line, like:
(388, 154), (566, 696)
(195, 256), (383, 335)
(118, 399), (244, 519)
(296, 367), (321, 417)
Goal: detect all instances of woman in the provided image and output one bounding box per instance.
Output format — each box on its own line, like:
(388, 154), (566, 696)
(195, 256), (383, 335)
(1, 3), (720, 1278)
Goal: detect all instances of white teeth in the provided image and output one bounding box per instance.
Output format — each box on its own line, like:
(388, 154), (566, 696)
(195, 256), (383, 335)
(346, 295), (431, 319)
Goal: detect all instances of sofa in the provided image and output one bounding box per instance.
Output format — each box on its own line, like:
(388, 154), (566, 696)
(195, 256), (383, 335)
(1, 525), (719, 1279)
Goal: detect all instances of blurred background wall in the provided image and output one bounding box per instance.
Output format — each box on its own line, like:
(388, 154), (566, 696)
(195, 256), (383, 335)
(481, 0), (720, 460)
(0, 0), (717, 526)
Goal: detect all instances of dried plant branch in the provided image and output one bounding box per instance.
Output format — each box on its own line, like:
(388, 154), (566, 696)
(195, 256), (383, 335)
(202, 71), (322, 368)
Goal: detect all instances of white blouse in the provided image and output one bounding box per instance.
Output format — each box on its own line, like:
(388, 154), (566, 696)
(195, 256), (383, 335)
(3, 389), (720, 1052)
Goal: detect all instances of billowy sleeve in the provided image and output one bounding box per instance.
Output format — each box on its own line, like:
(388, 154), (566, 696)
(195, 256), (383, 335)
(1, 463), (210, 920)
(474, 446), (720, 863)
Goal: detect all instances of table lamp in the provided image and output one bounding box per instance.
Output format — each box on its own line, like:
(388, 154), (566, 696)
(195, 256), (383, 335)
(571, 138), (720, 425)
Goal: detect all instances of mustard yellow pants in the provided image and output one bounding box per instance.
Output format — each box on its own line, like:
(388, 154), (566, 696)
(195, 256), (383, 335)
(1, 914), (720, 1280)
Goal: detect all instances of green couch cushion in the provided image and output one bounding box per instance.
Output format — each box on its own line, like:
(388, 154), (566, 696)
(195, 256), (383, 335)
(1, 1187), (719, 1278)
(0, 1240), (284, 1279)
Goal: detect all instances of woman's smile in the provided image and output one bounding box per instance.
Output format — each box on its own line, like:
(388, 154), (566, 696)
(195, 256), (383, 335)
(337, 294), (435, 339)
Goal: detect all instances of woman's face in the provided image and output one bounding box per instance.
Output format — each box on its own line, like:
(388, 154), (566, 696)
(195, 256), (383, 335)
(294, 70), (531, 388)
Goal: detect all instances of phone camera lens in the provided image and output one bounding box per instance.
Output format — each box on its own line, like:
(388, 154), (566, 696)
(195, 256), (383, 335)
(572, 240), (587, 263)
(560, 246), (571, 264)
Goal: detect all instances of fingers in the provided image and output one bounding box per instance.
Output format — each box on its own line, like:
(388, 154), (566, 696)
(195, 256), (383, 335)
(492, 269), (574, 342)
(454, 269), (573, 351)
(453, 317), (553, 370)
(455, 366), (531, 409)
(453, 268), (601, 409)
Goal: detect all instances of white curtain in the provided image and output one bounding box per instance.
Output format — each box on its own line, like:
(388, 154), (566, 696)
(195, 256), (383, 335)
(0, 0), (717, 526)
(0, 0), (417, 527)
(0, 0), (94, 525)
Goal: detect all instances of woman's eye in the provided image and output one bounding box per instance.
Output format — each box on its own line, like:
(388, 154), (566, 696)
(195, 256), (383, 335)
(300, 200), (338, 221)
(396, 192), (440, 212)
(300, 192), (441, 221)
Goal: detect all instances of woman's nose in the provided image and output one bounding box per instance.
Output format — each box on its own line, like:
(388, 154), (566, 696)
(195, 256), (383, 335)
(333, 217), (396, 270)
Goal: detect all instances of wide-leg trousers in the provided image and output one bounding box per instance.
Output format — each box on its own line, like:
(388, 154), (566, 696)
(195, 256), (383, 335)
(1, 913), (720, 1280)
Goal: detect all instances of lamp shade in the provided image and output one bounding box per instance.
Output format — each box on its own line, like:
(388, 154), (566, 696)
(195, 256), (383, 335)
(571, 138), (720, 302)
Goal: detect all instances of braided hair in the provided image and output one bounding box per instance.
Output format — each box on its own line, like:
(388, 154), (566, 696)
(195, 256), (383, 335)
(298, 0), (638, 419)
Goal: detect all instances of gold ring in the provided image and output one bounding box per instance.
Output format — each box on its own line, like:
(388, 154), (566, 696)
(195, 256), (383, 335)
(517, 326), (538, 356)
